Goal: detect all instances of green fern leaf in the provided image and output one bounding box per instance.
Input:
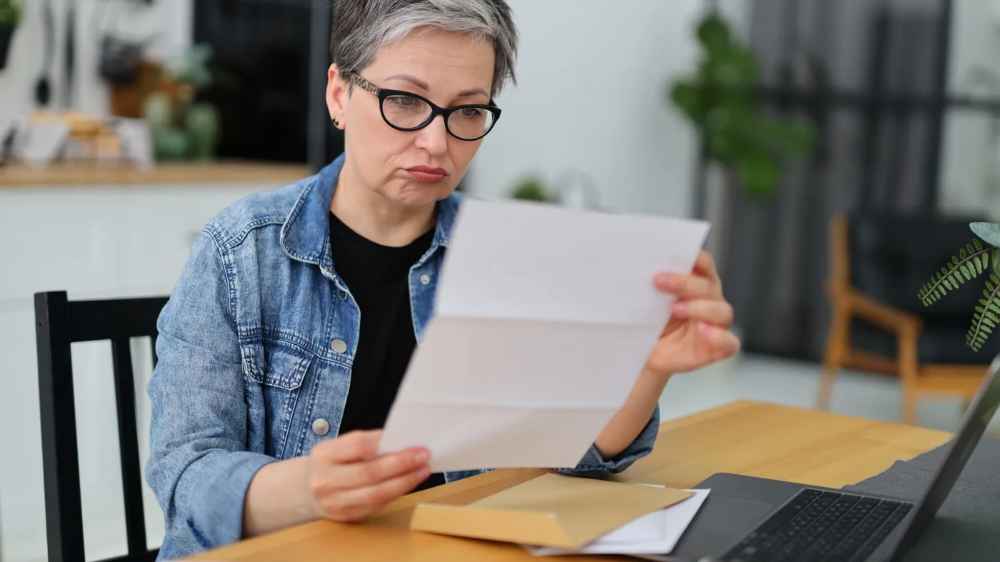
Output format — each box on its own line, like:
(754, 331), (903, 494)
(918, 239), (992, 306)
(967, 273), (1000, 351)
(961, 263), (974, 280)
(987, 298), (1000, 316)
(974, 239), (988, 269)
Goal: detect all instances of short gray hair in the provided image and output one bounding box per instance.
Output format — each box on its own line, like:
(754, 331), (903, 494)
(330, 0), (518, 97)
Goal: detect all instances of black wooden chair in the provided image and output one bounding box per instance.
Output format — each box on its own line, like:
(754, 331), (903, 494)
(35, 291), (169, 562)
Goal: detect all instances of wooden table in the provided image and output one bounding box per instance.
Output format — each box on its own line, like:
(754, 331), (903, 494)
(189, 401), (952, 562)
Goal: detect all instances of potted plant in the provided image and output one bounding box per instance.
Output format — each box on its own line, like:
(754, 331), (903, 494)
(669, 11), (814, 200)
(143, 44), (220, 161)
(668, 11), (815, 370)
(0, 0), (22, 71)
(510, 175), (559, 204)
(918, 222), (1000, 351)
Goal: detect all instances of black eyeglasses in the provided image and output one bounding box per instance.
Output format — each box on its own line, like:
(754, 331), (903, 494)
(346, 72), (502, 141)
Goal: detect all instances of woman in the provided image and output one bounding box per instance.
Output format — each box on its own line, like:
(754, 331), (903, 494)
(147, 0), (740, 558)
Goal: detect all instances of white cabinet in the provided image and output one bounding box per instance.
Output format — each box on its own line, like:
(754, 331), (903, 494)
(0, 164), (308, 562)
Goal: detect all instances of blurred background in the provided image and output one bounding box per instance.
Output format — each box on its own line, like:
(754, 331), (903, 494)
(2, 0), (1000, 560)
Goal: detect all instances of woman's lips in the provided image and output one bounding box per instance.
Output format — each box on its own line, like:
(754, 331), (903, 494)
(406, 166), (449, 182)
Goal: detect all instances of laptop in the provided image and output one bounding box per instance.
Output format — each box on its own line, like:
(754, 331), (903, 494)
(664, 354), (1000, 562)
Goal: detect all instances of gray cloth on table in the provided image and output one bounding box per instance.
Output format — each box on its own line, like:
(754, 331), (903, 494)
(844, 436), (1000, 561)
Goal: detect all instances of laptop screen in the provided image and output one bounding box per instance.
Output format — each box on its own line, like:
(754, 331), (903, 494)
(894, 354), (1000, 558)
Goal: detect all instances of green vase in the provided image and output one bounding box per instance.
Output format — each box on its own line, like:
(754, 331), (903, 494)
(186, 103), (220, 161)
(152, 126), (191, 161)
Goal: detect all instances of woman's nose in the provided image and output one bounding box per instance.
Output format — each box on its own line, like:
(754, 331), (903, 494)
(414, 114), (449, 155)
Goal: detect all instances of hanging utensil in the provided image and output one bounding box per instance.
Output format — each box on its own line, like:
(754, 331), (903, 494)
(63, 2), (76, 108)
(35, 0), (54, 107)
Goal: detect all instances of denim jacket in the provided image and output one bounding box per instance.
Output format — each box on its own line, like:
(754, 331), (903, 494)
(146, 154), (660, 560)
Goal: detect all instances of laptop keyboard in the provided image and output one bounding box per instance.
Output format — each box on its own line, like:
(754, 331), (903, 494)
(721, 488), (913, 562)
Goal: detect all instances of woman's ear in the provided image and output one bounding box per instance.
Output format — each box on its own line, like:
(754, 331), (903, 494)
(326, 64), (348, 129)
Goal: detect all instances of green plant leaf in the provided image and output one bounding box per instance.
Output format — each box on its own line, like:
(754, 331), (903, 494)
(706, 106), (754, 163)
(738, 153), (780, 196)
(696, 14), (732, 53)
(918, 238), (991, 306)
(0, 0), (20, 25)
(968, 273), (1000, 351)
(509, 176), (555, 203)
(669, 82), (705, 122)
(971, 222), (1000, 249)
(707, 51), (758, 89)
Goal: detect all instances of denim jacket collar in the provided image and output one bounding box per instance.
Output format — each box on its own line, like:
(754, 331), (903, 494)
(279, 153), (459, 275)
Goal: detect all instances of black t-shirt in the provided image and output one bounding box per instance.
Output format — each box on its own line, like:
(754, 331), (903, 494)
(329, 212), (445, 490)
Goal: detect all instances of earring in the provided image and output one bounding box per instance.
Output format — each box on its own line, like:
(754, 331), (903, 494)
(333, 117), (342, 129)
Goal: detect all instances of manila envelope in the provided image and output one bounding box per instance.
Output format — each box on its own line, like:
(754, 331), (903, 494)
(410, 473), (692, 548)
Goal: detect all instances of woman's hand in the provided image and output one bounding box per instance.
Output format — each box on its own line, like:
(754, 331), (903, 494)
(306, 430), (431, 522)
(645, 251), (741, 379)
(593, 251), (741, 458)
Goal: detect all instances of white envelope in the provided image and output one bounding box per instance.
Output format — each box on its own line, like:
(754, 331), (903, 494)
(380, 199), (709, 471)
(527, 489), (712, 556)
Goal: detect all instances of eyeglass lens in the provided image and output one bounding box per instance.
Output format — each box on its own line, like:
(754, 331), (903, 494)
(382, 94), (496, 140)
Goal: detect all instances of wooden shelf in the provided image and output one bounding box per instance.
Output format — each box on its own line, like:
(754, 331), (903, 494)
(0, 161), (312, 188)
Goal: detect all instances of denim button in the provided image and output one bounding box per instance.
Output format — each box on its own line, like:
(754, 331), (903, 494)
(419, 274), (432, 285)
(312, 418), (330, 436)
(330, 339), (348, 353)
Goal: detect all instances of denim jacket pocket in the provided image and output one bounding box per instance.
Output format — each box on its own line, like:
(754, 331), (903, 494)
(240, 340), (314, 456)
(244, 342), (312, 390)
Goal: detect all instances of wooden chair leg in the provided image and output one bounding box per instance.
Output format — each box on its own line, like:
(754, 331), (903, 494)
(902, 389), (918, 425)
(818, 364), (838, 410)
(898, 328), (920, 425)
(819, 306), (848, 410)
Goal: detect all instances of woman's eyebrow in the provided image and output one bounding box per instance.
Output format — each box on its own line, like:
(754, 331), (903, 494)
(384, 74), (489, 99)
(385, 73), (429, 90)
(455, 89), (490, 99)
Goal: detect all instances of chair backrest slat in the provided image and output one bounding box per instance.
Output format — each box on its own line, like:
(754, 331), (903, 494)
(111, 337), (148, 557)
(35, 291), (168, 562)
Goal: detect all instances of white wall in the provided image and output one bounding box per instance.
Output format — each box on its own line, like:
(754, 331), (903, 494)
(469, 0), (748, 218)
(0, 0), (191, 119)
(941, 0), (1000, 219)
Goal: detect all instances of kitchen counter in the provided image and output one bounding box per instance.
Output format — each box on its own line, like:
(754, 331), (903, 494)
(0, 160), (312, 188)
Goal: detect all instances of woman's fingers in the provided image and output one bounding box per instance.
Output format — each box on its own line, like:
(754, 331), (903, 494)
(671, 299), (734, 328)
(655, 272), (719, 299)
(692, 251), (719, 279)
(314, 429), (382, 464)
(330, 448), (430, 490)
(323, 464), (432, 520)
(308, 431), (435, 522)
(699, 322), (742, 358)
(655, 252), (724, 299)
